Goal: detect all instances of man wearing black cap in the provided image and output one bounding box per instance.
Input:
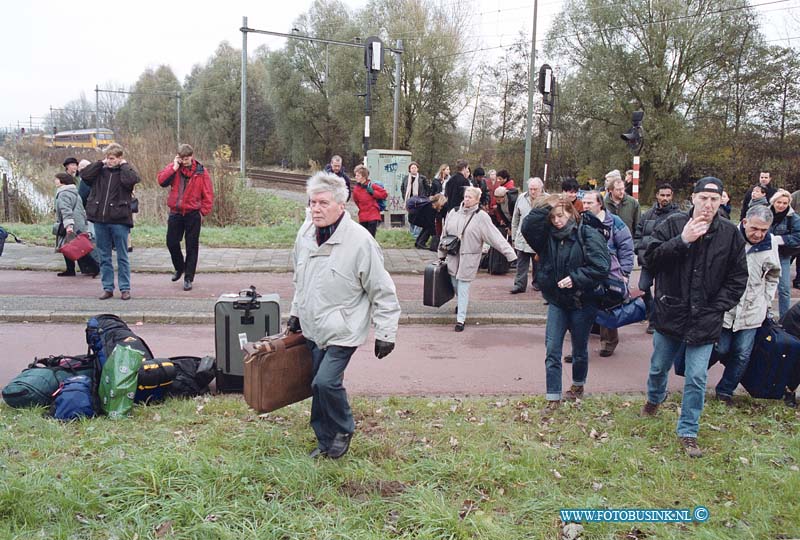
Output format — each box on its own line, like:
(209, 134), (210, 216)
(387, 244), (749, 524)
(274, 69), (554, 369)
(640, 177), (748, 458)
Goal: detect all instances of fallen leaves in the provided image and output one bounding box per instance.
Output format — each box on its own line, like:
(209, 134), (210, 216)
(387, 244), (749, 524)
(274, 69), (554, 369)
(154, 520), (173, 538)
(589, 428), (609, 443)
(449, 436), (459, 450)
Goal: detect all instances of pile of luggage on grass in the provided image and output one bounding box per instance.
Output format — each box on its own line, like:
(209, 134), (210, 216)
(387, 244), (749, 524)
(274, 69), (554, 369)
(2, 314), (216, 420)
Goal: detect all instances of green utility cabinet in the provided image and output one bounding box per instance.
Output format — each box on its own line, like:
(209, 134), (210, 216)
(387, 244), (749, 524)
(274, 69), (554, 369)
(366, 149), (413, 227)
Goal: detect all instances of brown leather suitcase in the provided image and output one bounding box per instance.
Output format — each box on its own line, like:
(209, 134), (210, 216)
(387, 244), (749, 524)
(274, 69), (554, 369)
(423, 261), (455, 307)
(243, 332), (313, 413)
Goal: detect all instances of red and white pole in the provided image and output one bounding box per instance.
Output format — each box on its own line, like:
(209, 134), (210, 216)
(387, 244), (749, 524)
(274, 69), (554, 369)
(632, 155), (640, 200)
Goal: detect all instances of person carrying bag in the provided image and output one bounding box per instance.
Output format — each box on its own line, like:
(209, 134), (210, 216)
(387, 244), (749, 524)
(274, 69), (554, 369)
(439, 186), (516, 331)
(53, 173), (99, 277)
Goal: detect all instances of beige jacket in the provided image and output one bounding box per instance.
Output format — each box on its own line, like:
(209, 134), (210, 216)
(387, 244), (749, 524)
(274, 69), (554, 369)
(290, 211), (401, 348)
(439, 204), (517, 281)
(723, 234), (781, 332)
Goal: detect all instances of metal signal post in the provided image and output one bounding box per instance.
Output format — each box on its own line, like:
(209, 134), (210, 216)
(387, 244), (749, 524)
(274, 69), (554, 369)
(363, 37), (384, 161)
(538, 64), (555, 184)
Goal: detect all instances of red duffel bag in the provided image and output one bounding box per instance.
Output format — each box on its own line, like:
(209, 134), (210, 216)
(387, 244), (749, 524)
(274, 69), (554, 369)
(58, 232), (94, 261)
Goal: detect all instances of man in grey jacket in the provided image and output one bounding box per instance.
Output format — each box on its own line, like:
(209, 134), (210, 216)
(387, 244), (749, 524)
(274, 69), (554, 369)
(287, 171), (401, 459)
(510, 177), (545, 293)
(714, 205), (780, 406)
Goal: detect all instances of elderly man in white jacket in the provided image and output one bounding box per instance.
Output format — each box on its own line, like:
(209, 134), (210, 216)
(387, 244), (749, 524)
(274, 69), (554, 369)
(715, 204), (781, 406)
(288, 171), (401, 459)
(510, 177), (546, 293)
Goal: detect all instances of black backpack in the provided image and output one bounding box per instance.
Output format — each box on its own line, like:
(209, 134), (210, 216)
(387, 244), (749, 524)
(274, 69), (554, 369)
(85, 314), (155, 368)
(167, 356), (217, 397)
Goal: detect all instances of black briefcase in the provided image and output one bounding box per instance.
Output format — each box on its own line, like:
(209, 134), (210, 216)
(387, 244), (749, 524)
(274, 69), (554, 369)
(423, 261), (455, 307)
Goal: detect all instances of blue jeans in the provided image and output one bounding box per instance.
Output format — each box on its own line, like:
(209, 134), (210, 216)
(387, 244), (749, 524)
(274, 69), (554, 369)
(93, 223), (131, 293)
(714, 327), (757, 398)
(646, 331), (714, 438)
(778, 256), (792, 318)
(306, 340), (357, 451)
(450, 276), (472, 324)
(544, 303), (596, 401)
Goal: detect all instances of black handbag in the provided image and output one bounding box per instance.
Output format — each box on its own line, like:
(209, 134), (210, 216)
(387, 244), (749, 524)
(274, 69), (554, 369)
(440, 210), (478, 255)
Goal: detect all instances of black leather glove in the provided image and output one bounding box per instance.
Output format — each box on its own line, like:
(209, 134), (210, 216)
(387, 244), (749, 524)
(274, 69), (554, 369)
(374, 339), (395, 359)
(287, 316), (302, 334)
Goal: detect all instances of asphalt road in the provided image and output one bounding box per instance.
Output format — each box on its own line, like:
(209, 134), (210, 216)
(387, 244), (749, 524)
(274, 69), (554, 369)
(0, 320), (717, 398)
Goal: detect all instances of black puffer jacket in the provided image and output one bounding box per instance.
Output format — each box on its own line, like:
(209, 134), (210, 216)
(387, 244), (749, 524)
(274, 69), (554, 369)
(444, 172), (470, 214)
(634, 202), (680, 266)
(521, 207), (611, 310)
(644, 211), (748, 345)
(81, 160), (141, 226)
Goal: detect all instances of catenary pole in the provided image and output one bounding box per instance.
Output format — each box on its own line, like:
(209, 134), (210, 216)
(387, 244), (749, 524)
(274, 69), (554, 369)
(176, 92), (181, 146)
(523, 0), (538, 182)
(392, 40), (403, 150)
(240, 16), (248, 180)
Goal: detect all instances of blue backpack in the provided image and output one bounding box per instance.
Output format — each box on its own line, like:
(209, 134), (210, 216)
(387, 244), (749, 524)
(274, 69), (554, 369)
(52, 375), (97, 421)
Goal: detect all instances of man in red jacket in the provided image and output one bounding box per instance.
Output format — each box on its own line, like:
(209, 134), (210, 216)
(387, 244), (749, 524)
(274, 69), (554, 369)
(157, 144), (214, 291)
(351, 165), (387, 237)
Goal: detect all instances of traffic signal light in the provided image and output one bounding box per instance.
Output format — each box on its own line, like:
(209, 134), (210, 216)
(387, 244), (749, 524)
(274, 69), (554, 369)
(621, 111), (644, 154)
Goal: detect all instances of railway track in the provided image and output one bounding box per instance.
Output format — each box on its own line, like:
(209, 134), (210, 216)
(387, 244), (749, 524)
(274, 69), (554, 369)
(223, 166), (309, 189)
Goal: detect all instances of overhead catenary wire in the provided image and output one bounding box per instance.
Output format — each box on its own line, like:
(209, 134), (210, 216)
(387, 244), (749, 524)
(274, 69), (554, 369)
(428, 0), (794, 60)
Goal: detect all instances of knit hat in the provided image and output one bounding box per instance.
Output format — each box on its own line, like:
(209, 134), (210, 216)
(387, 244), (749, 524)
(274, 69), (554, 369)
(78, 159), (91, 171)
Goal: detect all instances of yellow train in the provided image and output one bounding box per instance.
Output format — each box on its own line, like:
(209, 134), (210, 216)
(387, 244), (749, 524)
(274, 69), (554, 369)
(52, 128), (115, 149)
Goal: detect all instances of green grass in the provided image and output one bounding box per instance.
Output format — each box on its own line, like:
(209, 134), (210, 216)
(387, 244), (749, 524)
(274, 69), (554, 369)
(0, 222), (417, 249)
(1, 393), (798, 539)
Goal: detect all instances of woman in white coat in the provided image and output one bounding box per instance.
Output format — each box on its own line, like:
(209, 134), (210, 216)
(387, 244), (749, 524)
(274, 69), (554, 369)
(439, 186), (516, 331)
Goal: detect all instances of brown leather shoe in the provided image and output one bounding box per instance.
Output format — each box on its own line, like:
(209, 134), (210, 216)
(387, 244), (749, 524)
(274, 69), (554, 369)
(564, 384), (584, 401)
(98, 291), (113, 300)
(679, 436), (703, 458)
(541, 400), (561, 415)
(641, 401), (660, 417)
(120, 291), (131, 301)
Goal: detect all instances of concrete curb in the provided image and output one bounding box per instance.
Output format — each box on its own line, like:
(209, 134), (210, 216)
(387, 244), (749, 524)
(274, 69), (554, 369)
(0, 310), (548, 326)
(0, 263), (296, 274)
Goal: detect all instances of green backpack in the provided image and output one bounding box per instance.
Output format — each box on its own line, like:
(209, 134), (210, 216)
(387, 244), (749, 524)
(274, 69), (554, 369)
(98, 345), (143, 418)
(2, 355), (96, 408)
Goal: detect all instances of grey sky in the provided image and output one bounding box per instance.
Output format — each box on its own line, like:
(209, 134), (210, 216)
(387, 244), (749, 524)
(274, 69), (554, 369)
(2, 0), (795, 130)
